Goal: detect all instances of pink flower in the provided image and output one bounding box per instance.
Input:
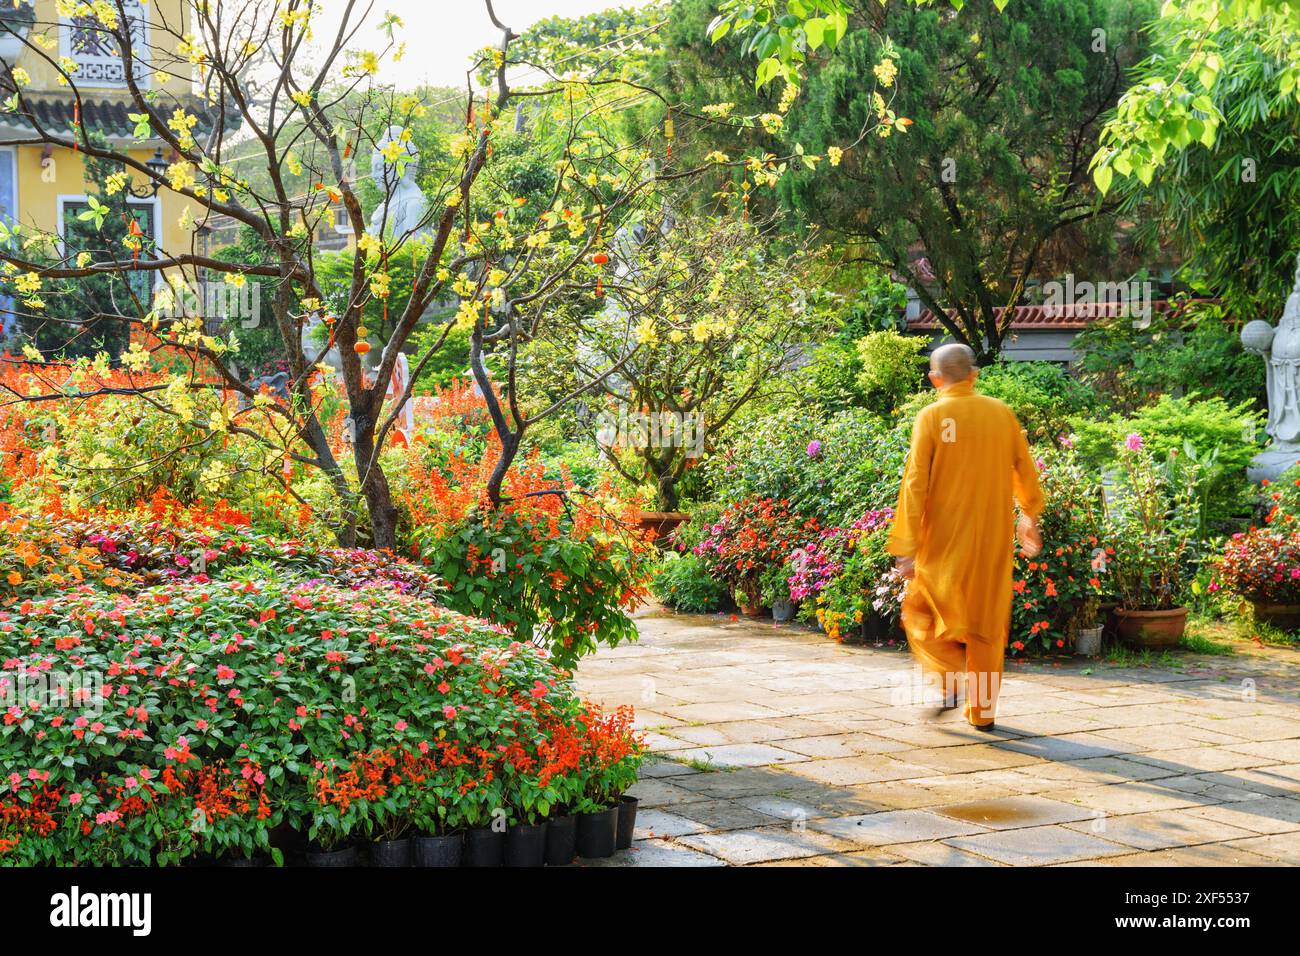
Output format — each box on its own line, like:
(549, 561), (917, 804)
(124, 776), (138, 789)
(806, 440), (822, 458)
(443, 705), (457, 720)
(395, 719), (408, 731)
(216, 664), (235, 681)
(68, 792), (82, 806)
(1124, 432), (1144, 452)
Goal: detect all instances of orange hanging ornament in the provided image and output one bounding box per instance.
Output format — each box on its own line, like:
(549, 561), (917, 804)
(72, 101), (80, 152)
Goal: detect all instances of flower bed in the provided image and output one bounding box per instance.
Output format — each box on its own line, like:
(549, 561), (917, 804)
(0, 511), (442, 605)
(0, 580), (641, 865)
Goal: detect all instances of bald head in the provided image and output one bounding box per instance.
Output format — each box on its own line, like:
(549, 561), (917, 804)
(929, 343), (976, 387)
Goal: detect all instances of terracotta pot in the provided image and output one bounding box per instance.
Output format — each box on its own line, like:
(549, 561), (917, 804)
(738, 602), (768, 619)
(634, 511), (690, 544)
(1115, 606), (1188, 647)
(1250, 601), (1300, 632)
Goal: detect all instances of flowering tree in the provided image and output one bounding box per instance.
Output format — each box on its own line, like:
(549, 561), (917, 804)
(526, 208), (828, 510)
(0, 0), (893, 548)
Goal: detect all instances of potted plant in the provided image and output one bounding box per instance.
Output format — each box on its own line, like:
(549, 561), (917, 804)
(573, 705), (643, 859)
(1074, 597), (1104, 656)
(502, 761), (557, 868)
(1214, 526), (1300, 630)
(760, 562), (796, 622)
(410, 762), (465, 867)
(693, 497), (818, 620)
(1105, 435), (1201, 647)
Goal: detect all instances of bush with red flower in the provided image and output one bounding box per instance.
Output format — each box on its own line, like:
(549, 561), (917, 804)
(693, 496), (819, 606)
(0, 580), (640, 864)
(1213, 526), (1300, 605)
(1009, 448), (1109, 654)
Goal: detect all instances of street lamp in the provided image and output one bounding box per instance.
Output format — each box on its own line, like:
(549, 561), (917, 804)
(128, 148), (169, 198)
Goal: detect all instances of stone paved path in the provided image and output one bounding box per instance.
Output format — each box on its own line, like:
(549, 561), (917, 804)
(575, 607), (1300, 866)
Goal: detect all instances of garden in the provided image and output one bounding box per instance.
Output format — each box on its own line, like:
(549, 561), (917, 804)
(0, 0), (1299, 871)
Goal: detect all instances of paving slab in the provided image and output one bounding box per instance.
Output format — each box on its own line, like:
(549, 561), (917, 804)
(677, 825), (859, 865)
(575, 606), (1300, 866)
(808, 809), (990, 845)
(944, 824), (1131, 865)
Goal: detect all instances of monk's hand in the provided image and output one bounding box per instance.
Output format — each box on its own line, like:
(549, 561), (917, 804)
(895, 556), (916, 579)
(1017, 515), (1043, 558)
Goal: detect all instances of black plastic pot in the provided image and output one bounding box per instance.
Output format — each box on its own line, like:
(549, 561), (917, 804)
(544, 813), (576, 867)
(575, 806), (618, 859)
(464, 827), (505, 867)
(305, 844), (360, 867)
(413, 832), (463, 867)
(370, 837), (412, 867)
(504, 821), (549, 867)
(616, 795), (639, 851)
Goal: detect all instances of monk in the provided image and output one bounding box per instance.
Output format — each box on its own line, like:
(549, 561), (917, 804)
(887, 343), (1044, 730)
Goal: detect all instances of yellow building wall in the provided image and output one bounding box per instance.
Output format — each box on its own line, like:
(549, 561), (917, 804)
(21, 0), (192, 99)
(9, 0), (195, 253)
(14, 145), (188, 252)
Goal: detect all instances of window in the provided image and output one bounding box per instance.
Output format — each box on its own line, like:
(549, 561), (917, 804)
(60, 0), (149, 88)
(0, 149), (15, 340)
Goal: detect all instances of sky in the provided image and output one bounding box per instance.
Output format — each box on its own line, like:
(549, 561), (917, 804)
(309, 0), (653, 91)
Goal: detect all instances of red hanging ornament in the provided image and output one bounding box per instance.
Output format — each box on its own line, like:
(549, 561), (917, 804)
(592, 250), (609, 297)
(72, 101), (80, 152)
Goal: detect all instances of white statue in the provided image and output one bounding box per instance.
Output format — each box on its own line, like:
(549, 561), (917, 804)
(1242, 252), (1300, 481)
(368, 125), (430, 240)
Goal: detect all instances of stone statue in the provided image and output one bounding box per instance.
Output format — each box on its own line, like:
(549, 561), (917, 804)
(368, 125), (430, 240)
(1242, 252), (1300, 481)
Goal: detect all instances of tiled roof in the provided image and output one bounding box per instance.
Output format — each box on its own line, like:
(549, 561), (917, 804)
(0, 92), (237, 142)
(909, 299), (1187, 331)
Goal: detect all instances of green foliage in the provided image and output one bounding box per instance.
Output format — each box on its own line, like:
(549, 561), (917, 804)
(760, 0), (1153, 360)
(29, 143), (153, 359)
(0, 579), (601, 863)
(1073, 303), (1265, 413)
(854, 330), (927, 415)
(975, 361), (1099, 444)
(652, 551), (731, 613)
(708, 407), (909, 525)
(801, 338), (867, 412)
(1094, 0), (1300, 216)
(1067, 393), (1262, 529)
(209, 227), (295, 375)
(1104, 444), (1204, 610)
(416, 507), (644, 669)
(1010, 449), (1107, 652)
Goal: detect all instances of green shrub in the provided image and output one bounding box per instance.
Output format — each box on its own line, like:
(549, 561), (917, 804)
(0, 579), (640, 864)
(651, 552), (730, 613)
(707, 407), (909, 525)
(1074, 302), (1265, 413)
(1067, 393), (1262, 530)
(976, 361), (1099, 444)
(855, 330), (928, 415)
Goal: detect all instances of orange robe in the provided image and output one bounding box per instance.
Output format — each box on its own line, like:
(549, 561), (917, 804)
(887, 379), (1044, 723)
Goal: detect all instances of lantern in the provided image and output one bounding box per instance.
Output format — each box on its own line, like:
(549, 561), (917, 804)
(592, 250), (609, 297)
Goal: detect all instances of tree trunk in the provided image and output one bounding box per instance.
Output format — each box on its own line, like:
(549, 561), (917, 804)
(352, 415), (400, 551)
(655, 467), (678, 512)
